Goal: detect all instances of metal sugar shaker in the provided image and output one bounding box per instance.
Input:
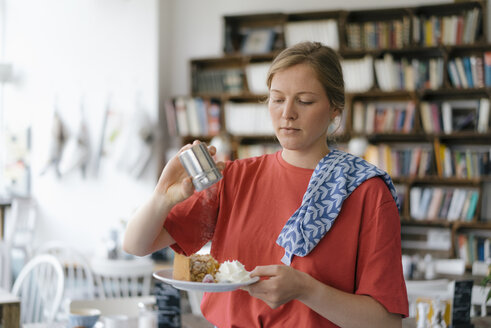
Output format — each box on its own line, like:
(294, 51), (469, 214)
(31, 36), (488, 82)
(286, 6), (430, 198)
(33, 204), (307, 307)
(178, 143), (223, 191)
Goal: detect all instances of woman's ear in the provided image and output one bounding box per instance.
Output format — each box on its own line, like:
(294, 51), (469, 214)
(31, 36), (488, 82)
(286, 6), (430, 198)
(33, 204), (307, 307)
(330, 107), (342, 121)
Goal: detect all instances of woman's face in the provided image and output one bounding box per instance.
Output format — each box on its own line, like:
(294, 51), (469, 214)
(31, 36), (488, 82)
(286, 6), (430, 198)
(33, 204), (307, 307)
(269, 63), (334, 154)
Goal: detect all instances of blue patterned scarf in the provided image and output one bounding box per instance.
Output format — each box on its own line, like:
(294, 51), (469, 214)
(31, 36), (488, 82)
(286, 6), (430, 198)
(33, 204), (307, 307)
(276, 149), (399, 265)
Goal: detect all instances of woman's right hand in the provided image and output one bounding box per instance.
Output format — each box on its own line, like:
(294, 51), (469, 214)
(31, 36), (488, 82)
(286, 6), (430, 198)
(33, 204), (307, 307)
(154, 140), (224, 207)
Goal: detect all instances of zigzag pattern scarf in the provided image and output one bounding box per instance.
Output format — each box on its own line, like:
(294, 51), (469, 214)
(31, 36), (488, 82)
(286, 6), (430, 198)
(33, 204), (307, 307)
(276, 149), (399, 265)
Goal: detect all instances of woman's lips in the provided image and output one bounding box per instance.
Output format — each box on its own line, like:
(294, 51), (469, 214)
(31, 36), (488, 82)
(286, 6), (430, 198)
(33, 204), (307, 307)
(280, 127), (300, 134)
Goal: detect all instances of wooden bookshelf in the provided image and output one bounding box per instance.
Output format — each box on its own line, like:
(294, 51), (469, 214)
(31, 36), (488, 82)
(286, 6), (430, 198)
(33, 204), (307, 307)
(161, 0), (491, 264)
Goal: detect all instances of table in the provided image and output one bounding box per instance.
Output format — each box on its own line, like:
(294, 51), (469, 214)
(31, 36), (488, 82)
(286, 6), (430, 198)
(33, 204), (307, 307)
(403, 317), (491, 327)
(0, 288), (20, 328)
(0, 197), (12, 240)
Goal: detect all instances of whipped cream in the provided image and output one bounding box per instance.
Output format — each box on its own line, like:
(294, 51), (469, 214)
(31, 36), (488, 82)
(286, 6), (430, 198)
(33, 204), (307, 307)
(216, 260), (251, 283)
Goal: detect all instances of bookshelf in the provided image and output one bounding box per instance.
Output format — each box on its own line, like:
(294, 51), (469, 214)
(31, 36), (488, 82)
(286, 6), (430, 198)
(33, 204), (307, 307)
(162, 0), (491, 266)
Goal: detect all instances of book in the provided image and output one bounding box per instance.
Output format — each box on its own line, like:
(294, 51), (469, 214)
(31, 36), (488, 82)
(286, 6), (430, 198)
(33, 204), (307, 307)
(164, 99), (178, 137)
(420, 102), (433, 133)
(185, 98), (201, 136)
(418, 188), (433, 220)
(174, 97), (189, 136)
(454, 57), (468, 88)
(403, 102), (415, 133)
(477, 98), (490, 133)
(410, 187), (422, 219)
(442, 145), (453, 177)
(448, 189), (467, 221)
(441, 102), (452, 134)
(484, 51), (491, 86)
(465, 190), (480, 221)
(475, 56), (485, 87)
(439, 189), (454, 219)
(447, 60), (461, 88)
(457, 234), (469, 264)
(460, 191), (473, 222)
(427, 187), (444, 219)
(430, 103), (442, 133)
(433, 138), (443, 177)
(365, 103), (376, 134)
(206, 100), (221, 136)
(409, 147), (422, 177)
(463, 56), (474, 88)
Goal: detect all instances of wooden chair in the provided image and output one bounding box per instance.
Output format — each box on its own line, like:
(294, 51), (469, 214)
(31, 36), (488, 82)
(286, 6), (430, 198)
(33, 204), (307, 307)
(91, 257), (154, 299)
(11, 254), (65, 324)
(35, 241), (95, 320)
(0, 240), (11, 290)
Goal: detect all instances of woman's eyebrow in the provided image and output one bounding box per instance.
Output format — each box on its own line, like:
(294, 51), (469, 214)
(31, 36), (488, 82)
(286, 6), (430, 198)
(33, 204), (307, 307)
(270, 89), (317, 96)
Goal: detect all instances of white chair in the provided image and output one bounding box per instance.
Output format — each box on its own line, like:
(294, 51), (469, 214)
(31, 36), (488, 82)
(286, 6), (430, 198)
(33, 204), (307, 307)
(11, 254), (65, 324)
(0, 240), (11, 290)
(91, 257), (154, 298)
(7, 197), (38, 278)
(35, 241), (95, 320)
(471, 285), (491, 317)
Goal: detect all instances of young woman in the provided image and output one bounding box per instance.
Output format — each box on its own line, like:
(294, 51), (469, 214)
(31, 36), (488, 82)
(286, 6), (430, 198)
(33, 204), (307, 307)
(123, 41), (408, 327)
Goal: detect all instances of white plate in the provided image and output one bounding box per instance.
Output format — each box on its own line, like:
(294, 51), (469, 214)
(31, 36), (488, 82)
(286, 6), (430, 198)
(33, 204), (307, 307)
(153, 268), (259, 292)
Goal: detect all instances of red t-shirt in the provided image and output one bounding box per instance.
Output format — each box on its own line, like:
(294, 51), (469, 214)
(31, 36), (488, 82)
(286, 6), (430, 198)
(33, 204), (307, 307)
(164, 151), (409, 327)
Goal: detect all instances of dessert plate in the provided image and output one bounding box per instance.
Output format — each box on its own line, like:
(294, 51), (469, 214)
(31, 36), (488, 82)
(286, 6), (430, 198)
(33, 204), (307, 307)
(153, 268), (260, 292)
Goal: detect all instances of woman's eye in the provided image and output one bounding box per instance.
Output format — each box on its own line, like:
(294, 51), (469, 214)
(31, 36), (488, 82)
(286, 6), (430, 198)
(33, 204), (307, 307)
(271, 98), (284, 104)
(298, 99), (313, 105)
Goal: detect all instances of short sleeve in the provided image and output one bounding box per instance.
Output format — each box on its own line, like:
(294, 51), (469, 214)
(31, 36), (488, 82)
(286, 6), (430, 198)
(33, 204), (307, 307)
(164, 187), (220, 256)
(355, 187), (409, 317)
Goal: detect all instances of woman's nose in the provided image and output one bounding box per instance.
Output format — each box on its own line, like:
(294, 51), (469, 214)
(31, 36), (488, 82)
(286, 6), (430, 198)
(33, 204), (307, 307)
(281, 100), (297, 120)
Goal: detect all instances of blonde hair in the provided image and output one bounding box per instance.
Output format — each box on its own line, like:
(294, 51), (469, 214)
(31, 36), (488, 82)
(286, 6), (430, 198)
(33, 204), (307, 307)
(266, 41), (345, 113)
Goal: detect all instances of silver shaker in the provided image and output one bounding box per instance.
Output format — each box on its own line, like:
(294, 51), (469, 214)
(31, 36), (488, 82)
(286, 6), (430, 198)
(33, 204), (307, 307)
(178, 143), (223, 191)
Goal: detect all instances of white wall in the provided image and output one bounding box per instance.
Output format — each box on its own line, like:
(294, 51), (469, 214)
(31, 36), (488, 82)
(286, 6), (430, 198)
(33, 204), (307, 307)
(164, 0), (451, 96)
(2, 0), (160, 255)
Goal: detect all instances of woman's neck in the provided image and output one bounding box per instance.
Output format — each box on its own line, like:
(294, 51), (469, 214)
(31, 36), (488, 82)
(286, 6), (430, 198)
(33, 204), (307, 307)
(281, 146), (330, 169)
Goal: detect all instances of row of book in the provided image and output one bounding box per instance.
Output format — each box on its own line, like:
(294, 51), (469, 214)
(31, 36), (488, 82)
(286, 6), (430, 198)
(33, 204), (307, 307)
(393, 184), (407, 214)
(420, 99), (490, 134)
(447, 55), (487, 89)
(375, 54), (443, 91)
(412, 8), (481, 46)
(164, 97), (221, 137)
(344, 53), (491, 93)
(224, 102), (274, 135)
(193, 53), (491, 99)
(285, 19), (339, 50)
(341, 56), (374, 93)
(345, 17), (411, 50)
(401, 226), (452, 251)
(364, 144), (433, 178)
(192, 68), (244, 95)
(409, 186), (480, 222)
(456, 232), (491, 265)
(352, 101), (416, 134)
(245, 62), (270, 94)
(434, 143), (491, 179)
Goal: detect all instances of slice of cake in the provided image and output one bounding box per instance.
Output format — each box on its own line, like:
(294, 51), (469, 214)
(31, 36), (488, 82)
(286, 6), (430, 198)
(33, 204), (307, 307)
(173, 253), (220, 282)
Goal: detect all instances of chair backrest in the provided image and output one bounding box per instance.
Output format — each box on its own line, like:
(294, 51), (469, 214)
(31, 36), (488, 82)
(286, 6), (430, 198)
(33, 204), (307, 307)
(8, 197), (37, 258)
(36, 240), (95, 299)
(35, 240), (96, 321)
(471, 285), (491, 317)
(11, 254), (65, 324)
(91, 258), (154, 299)
(0, 240), (11, 290)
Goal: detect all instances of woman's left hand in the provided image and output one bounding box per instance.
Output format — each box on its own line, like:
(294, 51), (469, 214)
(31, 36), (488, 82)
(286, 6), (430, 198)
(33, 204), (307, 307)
(242, 265), (310, 309)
